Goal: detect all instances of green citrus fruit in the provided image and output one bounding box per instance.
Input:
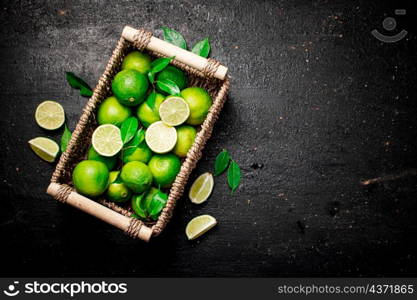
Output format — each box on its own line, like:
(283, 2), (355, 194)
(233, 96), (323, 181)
(87, 146), (117, 170)
(121, 51), (152, 75)
(72, 160), (109, 197)
(173, 125), (197, 157)
(180, 87), (212, 125)
(156, 66), (187, 93)
(120, 161), (153, 193)
(112, 69), (149, 106)
(136, 93), (165, 127)
(106, 171), (132, 202)
(97, 96), (132, 126)
(148, 154), (181, 188)
(122, 142), (152, 164)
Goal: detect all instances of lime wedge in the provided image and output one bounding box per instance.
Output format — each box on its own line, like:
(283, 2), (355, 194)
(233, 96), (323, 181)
(35, 101), (65, 130)
(28, 137), (60, 162)
(185, 215), (217, 240)
(92, 124), (123, 157)
(189, 172), (214, 204)
(159, 96), (190, 126)
(145, 121), (177, 154)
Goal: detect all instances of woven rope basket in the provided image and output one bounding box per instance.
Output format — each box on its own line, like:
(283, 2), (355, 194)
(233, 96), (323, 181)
(47, 26), (230, 242)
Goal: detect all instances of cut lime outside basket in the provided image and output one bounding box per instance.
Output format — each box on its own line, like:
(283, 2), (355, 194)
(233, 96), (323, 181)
(28, 137), (60, 162)
(185, 214), (217, 240)
(189, 172), (214, 204)
(159, 96), (190, 126)
(145, 121), (177, 154)
(92, 124), (123, 157)
(35, 100), (65, 130)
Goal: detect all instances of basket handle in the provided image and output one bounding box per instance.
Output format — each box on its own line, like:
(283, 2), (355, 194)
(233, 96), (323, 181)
(47, 183), (152, 242)
(122, 26), (228, 80)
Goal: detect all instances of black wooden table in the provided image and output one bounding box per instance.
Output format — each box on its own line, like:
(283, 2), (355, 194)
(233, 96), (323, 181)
(1, 0), (416, 277)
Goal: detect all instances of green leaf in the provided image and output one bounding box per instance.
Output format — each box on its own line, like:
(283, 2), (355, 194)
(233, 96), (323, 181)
(120, 117), (139, 145)
(131, 193), (147, 219)
(227, 160), (241, 193)
(150, 56), (175, 74)
(126, 128), (145, 147)
(214, 149), (231, 176)
(65, 72), (93, 97)
(148, 71), (155, 84)
(191, 38), (211, 58)
(60, 123), (72, 153)
(149, 190), (168, 220)
(146, 91), (157, 110)
(156, 79), (180, 96)
(79, 86), (93, 97)
(161, 27), (187, 49)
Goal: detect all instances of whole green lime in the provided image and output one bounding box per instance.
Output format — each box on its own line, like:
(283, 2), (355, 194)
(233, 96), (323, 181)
(121, 51), (152, 75)
(97, 96), (132, 126)
(180, 87), (212, 125)
(173, 125), (197, 157)
(87, 146), (117, 171)
(156, 66), (187, 93)
(112, 69), (149, 106)
(148, 154), (181, 188)
(72, 160), (109, 197)
(106, 171), (132, 202)
(120, 161), (153, 193)
(122, 142), (152, 164)
(136, 93), (165, 127)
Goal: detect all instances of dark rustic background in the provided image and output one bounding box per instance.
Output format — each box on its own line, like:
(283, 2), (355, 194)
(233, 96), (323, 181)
(1, 0), (416, 277)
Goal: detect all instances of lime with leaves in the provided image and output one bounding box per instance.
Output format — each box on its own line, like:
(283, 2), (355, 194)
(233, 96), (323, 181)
(112, 69), (149, 106)
(180, 87), (212, 125)
(136, 93), (165, 127)
(72, 160), (109, 197)
(148, 153), (181, 188)
(122, 142), (152, 164)
(97, 96), (132, 126)
(121, 51), (152, 75)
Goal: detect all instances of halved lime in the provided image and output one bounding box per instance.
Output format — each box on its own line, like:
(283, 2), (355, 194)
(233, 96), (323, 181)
(159, 96), (190, 126)
(185, 215), (217, 240)
(189, 172), (214, 204)
(145, 121), (177, 154)
(35, 101), (65, 130)
(92, 124), (123, 157)
(28, 137), (60, 162)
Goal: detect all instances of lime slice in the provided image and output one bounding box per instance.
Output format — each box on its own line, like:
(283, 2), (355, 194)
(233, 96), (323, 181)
(92, 124), (123, 157)
(185, 215), (217, 240)
(145, 121), (177, 154)
(28, 137), (60, 162)
(159, 96), (190, 126)
(189, 172), (214, 204)
(35, 101), (65, 130)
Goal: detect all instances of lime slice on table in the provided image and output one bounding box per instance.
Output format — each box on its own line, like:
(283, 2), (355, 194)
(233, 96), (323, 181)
(159, 96), (190, 126)
(145, 121), (177, 154)
(189, 172), (214, 204)
(28, 137), (60, 162)
(35, 101), (65, 130)
(185, 215), (217, 240)
(92, 124), (123, 157)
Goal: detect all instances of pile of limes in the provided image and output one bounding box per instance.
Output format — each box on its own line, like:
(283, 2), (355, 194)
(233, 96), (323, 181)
(72, 50), (213, 221)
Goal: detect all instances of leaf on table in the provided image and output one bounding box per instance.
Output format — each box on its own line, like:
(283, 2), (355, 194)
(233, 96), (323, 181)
(60, 123), (72, 153)
(191, 38), (211, 58)
(156, 79), (180, 96)
(65, 72), (93, 97)
(161, 27), (187, 49)
(227, 160), (241, 193)
(120, 117), (139, 145)
(214, 149), (231, 176)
